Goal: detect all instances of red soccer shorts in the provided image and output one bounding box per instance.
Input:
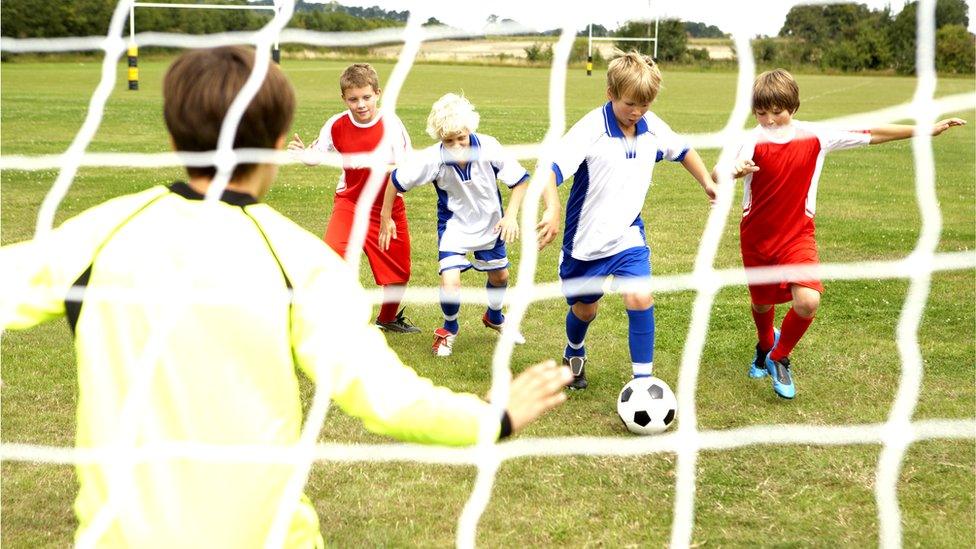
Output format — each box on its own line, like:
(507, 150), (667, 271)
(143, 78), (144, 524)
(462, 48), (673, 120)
(741, 236), (824, 305)
(324, 195), (411, 286)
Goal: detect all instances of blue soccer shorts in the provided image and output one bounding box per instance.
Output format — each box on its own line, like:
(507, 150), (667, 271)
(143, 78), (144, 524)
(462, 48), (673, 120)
(558, 246), (651, 305)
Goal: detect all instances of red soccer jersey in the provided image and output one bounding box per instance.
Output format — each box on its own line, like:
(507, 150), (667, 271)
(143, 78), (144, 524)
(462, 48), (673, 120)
(736, 121), (870, 257)
(311, 111), (411, 208)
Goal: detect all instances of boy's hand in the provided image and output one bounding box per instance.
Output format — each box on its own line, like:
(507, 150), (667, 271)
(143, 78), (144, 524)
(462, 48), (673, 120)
(287, 133), (305, 152)
(536, 207), (560, 250)
(502, 360), (573, 434)
(378, 216), (397, 251)
(703, 180), (718, 205)
(494, 216), (520, 243)
(732, 159), (759, 179)
(932, 118), (966, 136)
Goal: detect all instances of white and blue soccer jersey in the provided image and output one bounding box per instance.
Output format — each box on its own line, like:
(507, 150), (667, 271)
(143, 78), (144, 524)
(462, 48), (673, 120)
(391, 133), (529, 271)
(551, 102), (690, 261)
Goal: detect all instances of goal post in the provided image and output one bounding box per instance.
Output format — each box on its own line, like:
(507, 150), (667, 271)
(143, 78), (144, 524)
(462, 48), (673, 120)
(587, 18), (659, 76)
(127, 1), (281, 91)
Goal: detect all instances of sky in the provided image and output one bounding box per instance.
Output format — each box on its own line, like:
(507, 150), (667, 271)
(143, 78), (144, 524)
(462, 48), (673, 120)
(307, 0), (976, 36)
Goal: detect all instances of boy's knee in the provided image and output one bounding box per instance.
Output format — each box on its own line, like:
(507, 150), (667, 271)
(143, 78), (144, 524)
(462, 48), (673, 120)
(793, 290), (820, 317)
(488, 270), (509, 286)
(752, 303), (773, 314)
(624, 292), (654, 311)
(572, 302), (598, 322)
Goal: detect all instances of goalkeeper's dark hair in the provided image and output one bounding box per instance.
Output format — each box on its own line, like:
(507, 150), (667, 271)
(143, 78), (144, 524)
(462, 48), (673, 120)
(163, 46), (295, 181)
(752, 68), (800, 114)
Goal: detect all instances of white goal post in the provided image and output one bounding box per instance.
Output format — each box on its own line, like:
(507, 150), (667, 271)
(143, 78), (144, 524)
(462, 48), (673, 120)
(126, 1), (281, 90)
(586, 17), (659, 76)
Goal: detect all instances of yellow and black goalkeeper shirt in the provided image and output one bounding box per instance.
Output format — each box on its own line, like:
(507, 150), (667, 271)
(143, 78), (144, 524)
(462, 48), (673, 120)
(1, 182), (501, 548)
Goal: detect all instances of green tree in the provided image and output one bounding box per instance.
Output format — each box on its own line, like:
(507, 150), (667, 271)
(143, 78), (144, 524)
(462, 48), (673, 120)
(890, 0), (972, 73)
(935, 24), (976, 73)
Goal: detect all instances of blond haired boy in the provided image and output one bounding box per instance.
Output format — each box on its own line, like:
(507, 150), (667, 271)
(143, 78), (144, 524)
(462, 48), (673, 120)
(723, 68), (965, 399)
(379, 93), (529, 356)
(538, 51), (718, 389)
(289, 63), (420, 333)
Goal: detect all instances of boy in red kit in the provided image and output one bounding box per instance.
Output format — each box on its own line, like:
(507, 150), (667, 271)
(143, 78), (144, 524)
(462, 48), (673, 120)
(720, 68), (965, 400)
(290, 63), (420, 333)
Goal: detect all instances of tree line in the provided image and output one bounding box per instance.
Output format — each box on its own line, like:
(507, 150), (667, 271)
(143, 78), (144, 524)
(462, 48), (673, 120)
(760, 0), (973, 73)
(0, 0), (401, 39)
(2, 0), (972, 74)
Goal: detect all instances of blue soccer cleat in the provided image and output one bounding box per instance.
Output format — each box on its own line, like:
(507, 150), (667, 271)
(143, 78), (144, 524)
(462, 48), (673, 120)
(764, 355), (795, 399)
(748, 328), (780, 379)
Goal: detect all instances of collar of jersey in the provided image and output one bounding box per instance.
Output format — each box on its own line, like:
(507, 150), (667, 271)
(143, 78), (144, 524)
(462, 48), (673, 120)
(756, 122), (798, 144)
(168, 181), (258, 207)
(347, 111), (383, 129)
(602, 102), (649, 138)
(440, 132), (481, 180)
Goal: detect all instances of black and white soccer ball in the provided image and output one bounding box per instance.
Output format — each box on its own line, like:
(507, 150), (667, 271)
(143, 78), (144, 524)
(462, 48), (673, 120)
(616, 376), (677, 435)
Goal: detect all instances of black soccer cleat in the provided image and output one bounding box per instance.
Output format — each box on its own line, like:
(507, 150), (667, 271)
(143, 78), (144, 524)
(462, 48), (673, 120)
(563, 355), (588, 390)
(375, 308), (421, 334)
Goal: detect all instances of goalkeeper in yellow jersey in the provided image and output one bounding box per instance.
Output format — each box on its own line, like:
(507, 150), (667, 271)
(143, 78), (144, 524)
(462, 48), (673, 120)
(0, 46), (571, 548)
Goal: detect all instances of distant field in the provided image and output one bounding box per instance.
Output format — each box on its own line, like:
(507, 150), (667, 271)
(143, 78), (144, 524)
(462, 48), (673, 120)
(1, 59), (974, 547)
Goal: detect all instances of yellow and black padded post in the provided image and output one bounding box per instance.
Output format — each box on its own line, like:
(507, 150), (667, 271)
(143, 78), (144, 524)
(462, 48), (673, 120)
(272, 46), (281, 65)
(127, 44), (138, 91)
(586, 55), (593, 76)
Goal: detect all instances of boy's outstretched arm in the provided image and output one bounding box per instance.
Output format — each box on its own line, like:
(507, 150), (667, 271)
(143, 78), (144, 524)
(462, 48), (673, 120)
(377, 176), (399, 251)
(495, 181), (528, 243)
(869, 118), (967, 144)
(680, 149), (718, 204)
(536, 172), (561, 250)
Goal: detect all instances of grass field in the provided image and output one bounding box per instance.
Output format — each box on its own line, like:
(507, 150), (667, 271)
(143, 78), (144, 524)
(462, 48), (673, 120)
(1, 58), (974, 547)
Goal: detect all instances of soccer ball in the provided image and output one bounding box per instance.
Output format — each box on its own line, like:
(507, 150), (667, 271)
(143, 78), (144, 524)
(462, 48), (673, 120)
(616, 376), (677, 435)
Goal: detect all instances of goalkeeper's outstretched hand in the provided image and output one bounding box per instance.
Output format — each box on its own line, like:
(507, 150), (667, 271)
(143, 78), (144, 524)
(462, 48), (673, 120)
(505, 361), (573, 433)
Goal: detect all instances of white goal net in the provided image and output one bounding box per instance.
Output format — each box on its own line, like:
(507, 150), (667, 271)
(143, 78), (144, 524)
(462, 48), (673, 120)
(1, 1), (974, 548)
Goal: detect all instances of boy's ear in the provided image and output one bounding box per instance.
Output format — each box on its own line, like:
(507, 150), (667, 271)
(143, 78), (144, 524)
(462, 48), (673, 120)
(606, 87), (613, 101)
(274, 134), (287, 150)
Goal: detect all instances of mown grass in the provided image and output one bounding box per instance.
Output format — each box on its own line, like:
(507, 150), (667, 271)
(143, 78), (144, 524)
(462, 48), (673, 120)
(2, 59), (973, 547)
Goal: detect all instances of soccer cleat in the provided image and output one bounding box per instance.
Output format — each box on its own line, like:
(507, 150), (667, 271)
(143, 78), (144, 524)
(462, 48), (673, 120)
(481, 312), (526, 344)
(764, 355), (795, 399)
(375, 308), (421, 334)
(431, 327), (457, 357)
(748, 328), (781, 379)
(562, 355), (588, 390)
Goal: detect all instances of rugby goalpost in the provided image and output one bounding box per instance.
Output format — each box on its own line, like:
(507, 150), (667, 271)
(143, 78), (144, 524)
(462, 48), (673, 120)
(587, 2), (659, 76)
(126, 1), (282, 90)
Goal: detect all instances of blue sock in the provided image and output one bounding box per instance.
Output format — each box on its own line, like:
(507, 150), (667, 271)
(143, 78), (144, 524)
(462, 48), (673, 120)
(628, 306), (655, 376)
(440, 288), (460, 334)
(486, 280), (505, 325)
(565, 308), (592, 358)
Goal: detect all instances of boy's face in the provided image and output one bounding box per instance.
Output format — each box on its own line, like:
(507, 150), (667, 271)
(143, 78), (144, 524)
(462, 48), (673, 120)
(607, 90), (651, 131)
(342, 85), (380, 124)
(441, 130), (471, 162)
(754, 105), (794, 132)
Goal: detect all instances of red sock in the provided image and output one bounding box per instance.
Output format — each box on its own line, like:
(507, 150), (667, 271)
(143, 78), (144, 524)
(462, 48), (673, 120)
(751, 306), (776, 351)
(769, 307), (814, 361)
(377, 285), (404, 323)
